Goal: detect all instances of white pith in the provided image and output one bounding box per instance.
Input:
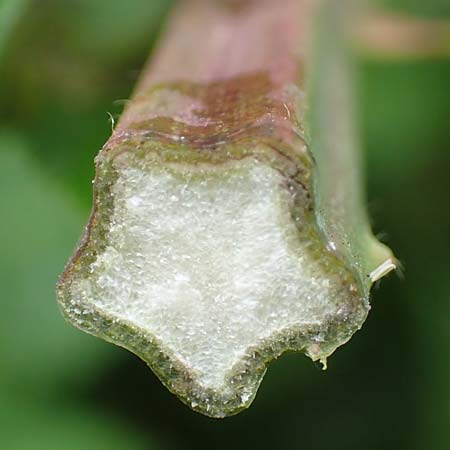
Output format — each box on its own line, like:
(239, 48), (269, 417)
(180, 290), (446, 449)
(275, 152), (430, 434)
(72, 156), (347, 389)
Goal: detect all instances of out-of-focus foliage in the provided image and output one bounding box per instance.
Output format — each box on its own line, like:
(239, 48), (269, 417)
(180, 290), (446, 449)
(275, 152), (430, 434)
(0, 134), (111, 389)
(0, 0), (449, 449)
(1, 394), (153, 450)
(0, 0), (28, 60)
(375, 0), (450, 17)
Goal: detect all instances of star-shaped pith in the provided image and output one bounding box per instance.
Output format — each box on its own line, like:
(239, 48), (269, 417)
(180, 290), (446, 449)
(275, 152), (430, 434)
(58, 145), (369, 418)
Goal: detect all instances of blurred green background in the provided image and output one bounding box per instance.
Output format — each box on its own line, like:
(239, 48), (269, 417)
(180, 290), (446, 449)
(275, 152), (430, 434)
(0, 0), (449, 449)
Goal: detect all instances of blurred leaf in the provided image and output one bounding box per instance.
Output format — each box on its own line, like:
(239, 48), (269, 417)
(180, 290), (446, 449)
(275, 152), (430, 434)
(360, 56), (450, 450)
(63, 0), (174, 64)
(414, 276), (450, 449)
(371, 0), (450, 17)
(0, 130), (116, 391)
(360, 59), (450, 182)
(0, 395), (157, 450)
(0, 0), (28, 61)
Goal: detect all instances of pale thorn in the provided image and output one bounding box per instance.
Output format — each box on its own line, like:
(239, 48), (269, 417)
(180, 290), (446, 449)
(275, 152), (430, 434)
(107, 111), (115, 132)
(369, 258), (397, 283)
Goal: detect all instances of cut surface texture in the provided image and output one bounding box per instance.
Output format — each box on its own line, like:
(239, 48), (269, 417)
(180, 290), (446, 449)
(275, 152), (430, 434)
(71, 155), (365, 392)
(57, 0), (396, 417)
(59, 146), (369, 417)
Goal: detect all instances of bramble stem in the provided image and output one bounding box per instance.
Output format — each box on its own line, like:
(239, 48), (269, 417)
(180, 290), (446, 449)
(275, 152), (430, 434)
(58, 0), (395, 418)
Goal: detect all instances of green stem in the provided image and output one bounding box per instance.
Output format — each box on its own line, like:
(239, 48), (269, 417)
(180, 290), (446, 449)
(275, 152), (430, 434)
(57, 0), (395, 418)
